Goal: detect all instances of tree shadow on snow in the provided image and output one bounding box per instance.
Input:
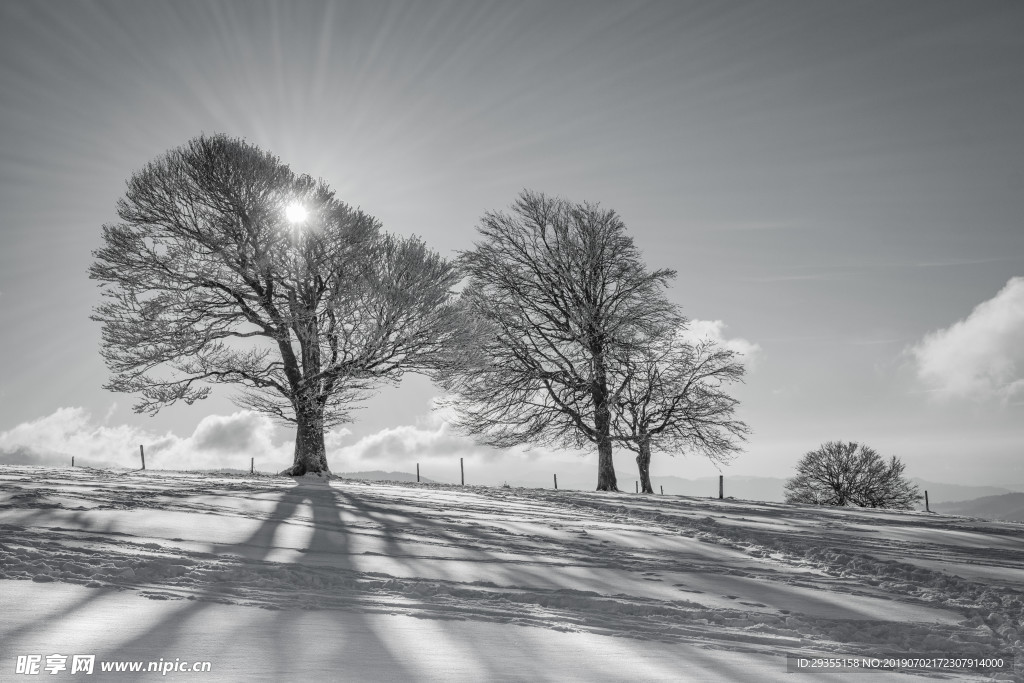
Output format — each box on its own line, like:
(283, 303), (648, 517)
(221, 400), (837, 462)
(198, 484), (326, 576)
(95, 481), (430, 680)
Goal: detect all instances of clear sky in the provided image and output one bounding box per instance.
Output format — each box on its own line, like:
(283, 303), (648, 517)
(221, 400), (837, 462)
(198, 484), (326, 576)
(1, 0), (1022, 489)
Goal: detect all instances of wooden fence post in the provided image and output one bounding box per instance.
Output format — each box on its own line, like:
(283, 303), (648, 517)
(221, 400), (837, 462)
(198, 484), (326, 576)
(554, 474), (558, 490)
(718, 475), (723, 499)
(635, 481), (639, 493)
(250, 457), (254, 474)
(925, 490), (930, 512)
(72, 456), (74, 467)
(660, 485), (663, 495)
(140, 445), (145, 470)
(460, 457), (464, 486)
(417, 463), (420, 483)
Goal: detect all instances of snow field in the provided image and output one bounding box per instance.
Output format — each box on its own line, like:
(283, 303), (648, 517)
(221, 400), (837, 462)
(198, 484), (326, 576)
(1, 465), (1021, 681)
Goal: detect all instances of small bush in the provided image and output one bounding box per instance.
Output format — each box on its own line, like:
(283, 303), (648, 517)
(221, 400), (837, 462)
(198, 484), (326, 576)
(784, 441), (922, 510)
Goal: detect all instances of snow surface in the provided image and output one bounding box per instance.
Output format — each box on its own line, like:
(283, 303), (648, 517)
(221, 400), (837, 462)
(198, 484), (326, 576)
(1, 465), (1021, 681)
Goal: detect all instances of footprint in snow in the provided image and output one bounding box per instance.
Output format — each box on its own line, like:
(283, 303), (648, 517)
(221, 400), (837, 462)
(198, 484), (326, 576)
(141, 591), (177, 601)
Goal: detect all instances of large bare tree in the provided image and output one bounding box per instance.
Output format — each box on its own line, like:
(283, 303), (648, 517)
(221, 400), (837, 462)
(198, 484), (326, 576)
(90, 135), (469, 475)
(441, 190), (676, 491)
(610, 333), (749, 493)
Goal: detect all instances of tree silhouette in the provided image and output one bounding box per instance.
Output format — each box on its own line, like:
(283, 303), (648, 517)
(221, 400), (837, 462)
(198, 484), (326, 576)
(441, 190), (676, 491)
(784, 441), (922, 509)
(90, 135), (469, 475)
(611, 334), (748, 493)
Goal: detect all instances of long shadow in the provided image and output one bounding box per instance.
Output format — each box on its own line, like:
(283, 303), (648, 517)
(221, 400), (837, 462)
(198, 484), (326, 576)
(11, 470), (950, 679)
(0, 503), (152, 651)
(4, 474), (512, 680)
(97, 480), (422, 680)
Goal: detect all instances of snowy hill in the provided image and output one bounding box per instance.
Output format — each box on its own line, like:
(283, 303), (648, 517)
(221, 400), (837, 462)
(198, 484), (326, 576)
(1, 465), (1021, 681)
(338, 469), (439, 484)
(934, 492), (1024, 524)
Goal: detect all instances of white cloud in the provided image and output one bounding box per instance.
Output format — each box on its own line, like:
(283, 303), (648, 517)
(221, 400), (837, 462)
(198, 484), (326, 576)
(0, 405), (503, 478)
(336, 422), (494, 466)
(189, 412), (276, 454)
(909, 276), (1024, 402)
(329, 419), (594, 485)
(0, 407), (293, 472)
(0, 407), (150, 468)
(682, 319), (761, 366)
(0, 407), (589, 485)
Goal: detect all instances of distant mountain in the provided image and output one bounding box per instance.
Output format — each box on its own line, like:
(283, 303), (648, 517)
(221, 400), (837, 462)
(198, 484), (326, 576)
(933, 492), (1024, 523)
(338, 470), (438, 484)
(910, 479), (1013, 504)
(649, 475), (786, 503)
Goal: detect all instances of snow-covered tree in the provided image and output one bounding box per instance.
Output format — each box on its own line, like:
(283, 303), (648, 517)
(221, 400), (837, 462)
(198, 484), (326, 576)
(441, 190), (676, 491)
(611, 334), (748, 494)
(90, 134), (471, 476)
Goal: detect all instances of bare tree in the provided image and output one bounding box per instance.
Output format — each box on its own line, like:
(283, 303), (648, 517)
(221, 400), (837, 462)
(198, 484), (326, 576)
(90, 135), (469, 476)
(440, 190), (676, 491)
(784, 441), (922, 509)
(611, 333), (749, 493)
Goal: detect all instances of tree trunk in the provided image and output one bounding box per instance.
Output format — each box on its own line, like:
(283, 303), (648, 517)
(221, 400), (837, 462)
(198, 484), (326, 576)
(636, 438), (653, 494)
(282, 398), (329, 476)
(593, 383), (618, 492)
(596, 436), (618, 491)
(590, 346), (619, 491)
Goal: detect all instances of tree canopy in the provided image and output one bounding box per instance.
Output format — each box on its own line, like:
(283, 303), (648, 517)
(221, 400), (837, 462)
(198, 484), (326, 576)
(90, 134), (470, 475)
(611, 333), (749, 493)
(440, 190), (678, 491)
(784, 441), (922, 509)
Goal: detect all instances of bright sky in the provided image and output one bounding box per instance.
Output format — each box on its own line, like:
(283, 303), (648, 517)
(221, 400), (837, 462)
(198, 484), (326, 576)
(1, 1), (1021, 488)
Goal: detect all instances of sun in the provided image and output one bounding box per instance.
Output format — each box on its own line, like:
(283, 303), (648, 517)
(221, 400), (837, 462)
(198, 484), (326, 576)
(285, 202), (308, 224)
